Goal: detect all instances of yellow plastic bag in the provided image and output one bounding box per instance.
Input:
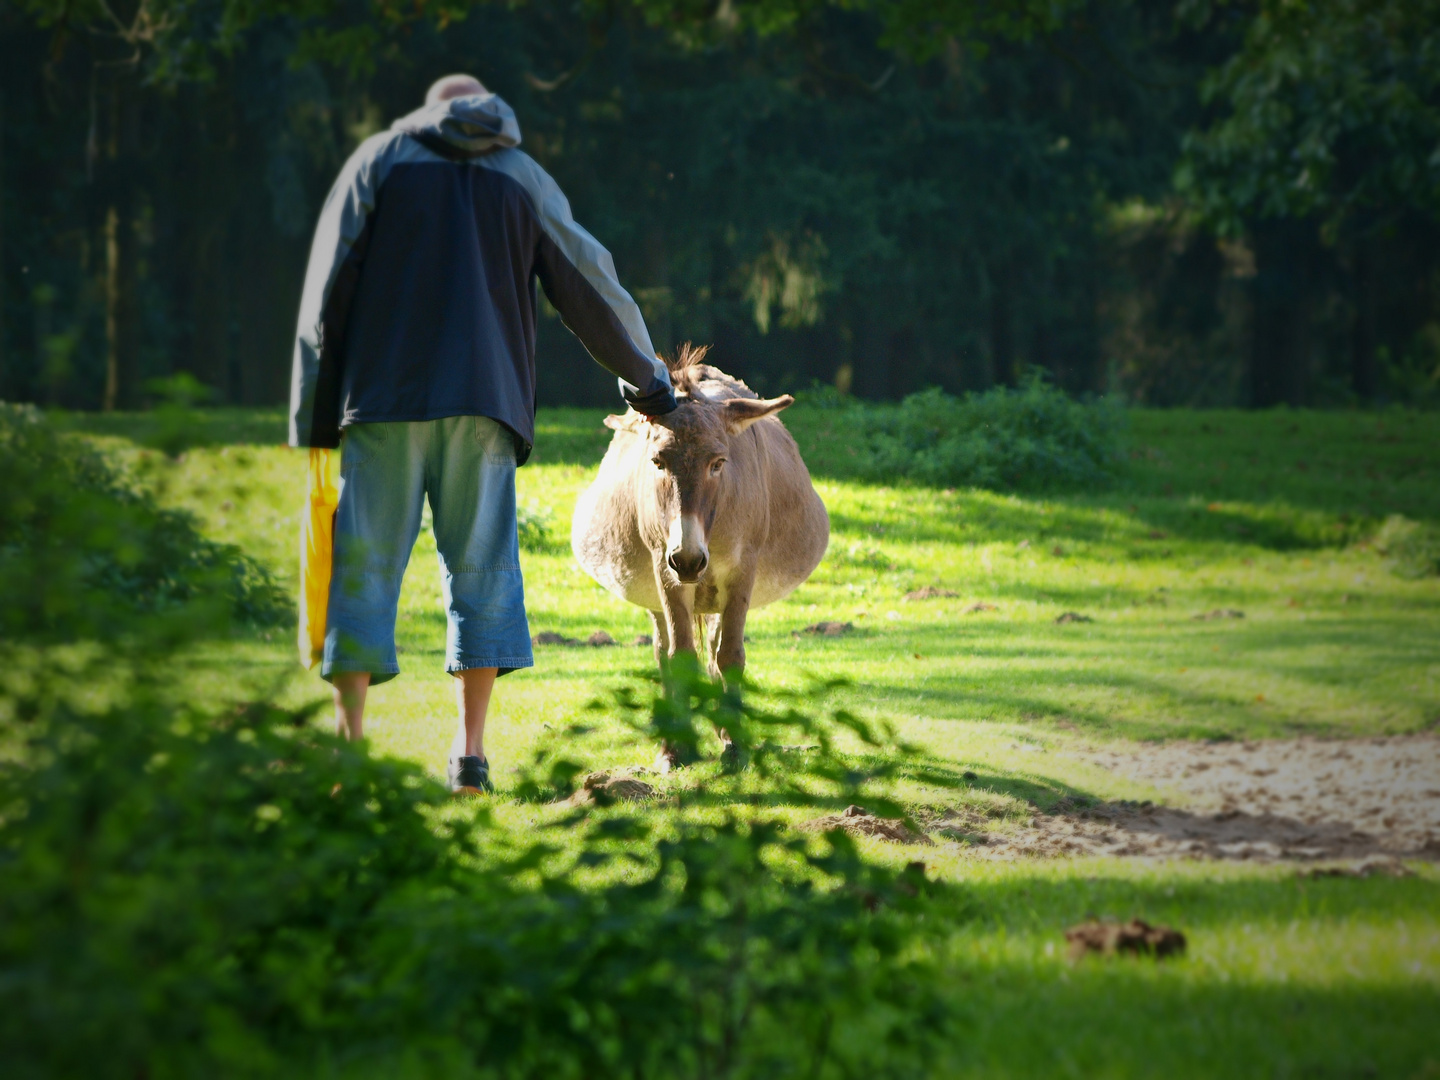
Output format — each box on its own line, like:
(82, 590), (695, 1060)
(298, 447), (340, 669)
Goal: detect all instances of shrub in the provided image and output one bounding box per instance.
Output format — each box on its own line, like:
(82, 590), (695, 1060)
(799, 373), (1125, 491)
(0, 402), (289, 649)
(1373, 514), (1440, 578)
(0, 412), (953, 1078)
(1, 677), (946, 1079)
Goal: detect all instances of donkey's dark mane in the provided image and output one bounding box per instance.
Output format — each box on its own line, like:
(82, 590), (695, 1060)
(664, 342), (712, 394)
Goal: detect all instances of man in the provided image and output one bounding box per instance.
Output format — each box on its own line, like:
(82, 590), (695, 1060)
(289, 74), (677, 794)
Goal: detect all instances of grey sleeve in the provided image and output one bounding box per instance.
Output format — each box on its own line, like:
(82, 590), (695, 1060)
(483, 152), (677, 415)
(288, 135), (390, 447)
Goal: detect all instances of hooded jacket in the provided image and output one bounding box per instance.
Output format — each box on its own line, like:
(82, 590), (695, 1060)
(288, 93), (677, 460)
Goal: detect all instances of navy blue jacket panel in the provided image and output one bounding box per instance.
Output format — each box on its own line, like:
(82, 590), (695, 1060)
(339, 162), (542, 442)
(289, 93), (676, 460)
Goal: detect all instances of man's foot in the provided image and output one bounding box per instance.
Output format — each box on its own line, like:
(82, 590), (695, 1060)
(449, 755), (493, 795)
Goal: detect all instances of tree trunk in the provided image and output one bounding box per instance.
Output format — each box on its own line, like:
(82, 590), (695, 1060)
(1248, 220), (1313, 407)
(850, 313), (890, 399)
(0, 91), (6, 398)
(101, 200), (140, 410)
(99, 69), (141, 412)
(1350, 236), (1378, 401)
(103, 204), (120, 411)
(988, 264), (1014, 388)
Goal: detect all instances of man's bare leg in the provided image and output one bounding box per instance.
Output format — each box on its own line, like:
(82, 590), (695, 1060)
(455, 667), (498, 759)
(333, 672), (370, 740)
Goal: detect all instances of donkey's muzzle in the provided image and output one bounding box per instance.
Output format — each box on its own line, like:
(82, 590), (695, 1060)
(667, 548), (709, 582)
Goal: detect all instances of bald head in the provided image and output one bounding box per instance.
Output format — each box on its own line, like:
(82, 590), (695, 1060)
(426, 74), (487, 106)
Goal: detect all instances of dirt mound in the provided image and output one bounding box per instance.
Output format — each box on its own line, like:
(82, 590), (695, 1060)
(1065, 919), (1186, 960)
(562, 769), (656, 807)
(1192, 608), (1245, 620)
(904, 586), (959, 600)
(802, 804), (931, 845)
(797, 621), (853, 637)
(1055, 612), (1093, 624)
(532, 630), (622, 647)
(963, 602), (998, 614)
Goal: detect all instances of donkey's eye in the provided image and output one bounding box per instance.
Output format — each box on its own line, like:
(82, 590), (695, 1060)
(710, 458), (726, 475)
(651, 457), (666, 470)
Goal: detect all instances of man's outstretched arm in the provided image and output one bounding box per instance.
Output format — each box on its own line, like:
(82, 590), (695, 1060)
(492, 155), (677, 416)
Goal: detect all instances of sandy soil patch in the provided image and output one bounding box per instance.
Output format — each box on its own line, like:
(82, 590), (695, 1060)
(943, 735), (1440, 863)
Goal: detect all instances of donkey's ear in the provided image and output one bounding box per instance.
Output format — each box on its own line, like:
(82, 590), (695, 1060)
(604, 411), (643, 432)
(723, 395), (793, 433)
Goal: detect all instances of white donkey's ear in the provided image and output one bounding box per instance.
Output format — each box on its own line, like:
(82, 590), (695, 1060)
(722, 395), (793, 433)
(604, 411), (644, 432)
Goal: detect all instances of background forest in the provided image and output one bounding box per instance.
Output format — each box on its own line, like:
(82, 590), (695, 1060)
(1, 0), (1438, 413)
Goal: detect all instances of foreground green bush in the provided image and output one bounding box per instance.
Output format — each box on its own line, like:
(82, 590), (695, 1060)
(0, 407), (950, 1078)
(799, 375), (1125, 491)
(2, 690), (945, 1078)
(0, 402), (287, 648)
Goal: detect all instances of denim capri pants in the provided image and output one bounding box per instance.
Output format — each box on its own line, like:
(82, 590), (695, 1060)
(322, 416), (534, 685)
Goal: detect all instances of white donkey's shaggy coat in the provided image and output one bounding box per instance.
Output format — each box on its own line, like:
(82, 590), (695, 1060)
(572, 346), (829, 689)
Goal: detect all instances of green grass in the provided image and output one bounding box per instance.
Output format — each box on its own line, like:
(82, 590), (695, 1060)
(54, 402), (1440, 1075)
(934, 863), (1439, 1077)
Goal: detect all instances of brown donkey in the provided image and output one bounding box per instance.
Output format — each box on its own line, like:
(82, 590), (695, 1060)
(571, 346), (830, 763)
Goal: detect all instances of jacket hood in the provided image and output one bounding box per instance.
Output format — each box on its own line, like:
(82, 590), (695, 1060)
(391, 93), (521, 156)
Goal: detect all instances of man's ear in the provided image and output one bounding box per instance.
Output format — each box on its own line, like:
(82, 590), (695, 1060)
(604, 411), (643, 432)
(723, 395), (794, 433)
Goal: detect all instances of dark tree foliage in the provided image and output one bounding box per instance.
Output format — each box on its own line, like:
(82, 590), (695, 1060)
(1181, 0), (1440, 233)
(1179, 0), (1440, 403)
(0, 0), (1437, 410)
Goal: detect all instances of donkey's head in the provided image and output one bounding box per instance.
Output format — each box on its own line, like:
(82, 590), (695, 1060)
(605, 345), (792, 584)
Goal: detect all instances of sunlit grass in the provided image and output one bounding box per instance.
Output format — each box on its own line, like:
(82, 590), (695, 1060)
(65, 402), (1440, 803)
(60, 402), (1440, 1074)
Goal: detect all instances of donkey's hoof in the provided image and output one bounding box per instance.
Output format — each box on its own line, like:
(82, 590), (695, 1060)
(719, 740), (747, 773)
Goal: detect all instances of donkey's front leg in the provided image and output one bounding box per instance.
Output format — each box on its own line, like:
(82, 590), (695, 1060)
(657, 560), (697, 661)
(710, 568), (755, 770)
(654, 557), (699, 772)
(712, 567), (755, 694)
(649, 609), (671, 676)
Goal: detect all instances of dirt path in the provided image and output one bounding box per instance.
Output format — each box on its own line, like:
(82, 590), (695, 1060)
(948, 735), (1440, 863)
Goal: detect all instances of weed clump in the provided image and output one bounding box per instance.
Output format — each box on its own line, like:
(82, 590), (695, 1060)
(1373, 514), (1440, 578)
(516, 496), (558, 552)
